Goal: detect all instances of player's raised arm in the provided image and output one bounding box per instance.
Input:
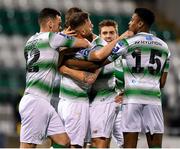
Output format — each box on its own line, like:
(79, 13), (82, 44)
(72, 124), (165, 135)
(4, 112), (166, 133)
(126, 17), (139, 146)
(88, 30), (134, 61)
(49, 32), (90, 49)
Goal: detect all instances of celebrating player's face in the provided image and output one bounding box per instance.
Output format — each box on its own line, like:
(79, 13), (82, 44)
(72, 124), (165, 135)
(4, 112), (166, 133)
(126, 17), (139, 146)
(128, 13), (141, 34)
(100, 26), (118, 43)
(82, 18), (93, 37)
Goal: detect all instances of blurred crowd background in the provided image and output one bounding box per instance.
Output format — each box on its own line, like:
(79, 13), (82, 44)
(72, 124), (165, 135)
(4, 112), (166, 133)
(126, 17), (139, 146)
(0, 0), (179, 147)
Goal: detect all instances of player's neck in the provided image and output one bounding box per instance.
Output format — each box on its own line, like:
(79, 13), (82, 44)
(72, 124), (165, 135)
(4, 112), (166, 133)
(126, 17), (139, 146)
(137, 27), (149, 34)
(85, 33), (94, 42)
(93, 33), (97, 40)
(40, 26), (52, 32)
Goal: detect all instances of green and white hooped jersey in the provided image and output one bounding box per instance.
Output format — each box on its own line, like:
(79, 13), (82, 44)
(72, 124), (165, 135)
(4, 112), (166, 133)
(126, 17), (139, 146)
(74, 36), (107, 60)
(59, 36), (107, 101)
(87, 37), (116, 102)
(24, 32), (76, 102)
(114, 56), (124, 94)
(108, 32), (170, 105)
(91, 62), (116, 102)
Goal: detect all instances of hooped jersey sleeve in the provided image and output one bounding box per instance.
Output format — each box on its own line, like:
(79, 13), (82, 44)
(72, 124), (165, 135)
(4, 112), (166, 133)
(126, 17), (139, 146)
(49, 32), (76, 49)
(74, 36), (107, 60)
(107, 39), (129, 62)
(162, 51), (170, 72)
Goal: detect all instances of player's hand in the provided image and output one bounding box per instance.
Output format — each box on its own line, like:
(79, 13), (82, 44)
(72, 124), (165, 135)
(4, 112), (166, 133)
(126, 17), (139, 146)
(59, 65), (68, 74)
(114, 92), (124, 104)
(62, 26), (77, 37)
(120, 30), (134, 39)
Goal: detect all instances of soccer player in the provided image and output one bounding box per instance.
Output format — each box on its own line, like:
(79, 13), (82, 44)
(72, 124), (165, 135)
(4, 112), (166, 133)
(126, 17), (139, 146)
(64, 7), (83, 29)
(99, 20), (119, 43)
(99, 19), (124, 147)
(50, 7), (86, 148)
(87, 20), (120, 148)
(58, 11), (105, 148)
(50, 7), (84, 114)
(82, 8), (170, 148)
(18, 8), (90, 148)
(59, 18), (132, 148)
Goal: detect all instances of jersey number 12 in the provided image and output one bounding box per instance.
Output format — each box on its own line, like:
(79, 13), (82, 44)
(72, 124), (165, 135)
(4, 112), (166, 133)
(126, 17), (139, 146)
(24, 49), (40, 72)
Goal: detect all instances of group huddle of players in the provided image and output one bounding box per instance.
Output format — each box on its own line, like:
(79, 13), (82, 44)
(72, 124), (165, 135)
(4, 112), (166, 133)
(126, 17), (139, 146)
(18, 6), (170, 148)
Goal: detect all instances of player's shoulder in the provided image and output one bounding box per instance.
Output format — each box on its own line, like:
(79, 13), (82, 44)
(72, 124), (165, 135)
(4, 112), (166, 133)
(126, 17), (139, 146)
(127, 32), (151, 42)
(129, 32), (169, 48)
(26, 33), (40, 45)
(49, 32), (74, 40)
(154, 35), (169, 50)
(151, 33), (170, 54)
(28, 32), (50, 42)
(25, 32), (50, 50)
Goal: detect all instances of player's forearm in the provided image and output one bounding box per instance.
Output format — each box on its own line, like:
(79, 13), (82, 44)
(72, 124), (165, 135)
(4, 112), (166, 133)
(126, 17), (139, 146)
(160, 72), (168, 88)
(64, 59), (100, 71)
(59, 65), (100, 85)
(89, 31), (133, 61)
(82, 68), (101, 85)
(89, 37), (119, 61)
(73, 38), (91, 48)
(59, 65), (83, 81)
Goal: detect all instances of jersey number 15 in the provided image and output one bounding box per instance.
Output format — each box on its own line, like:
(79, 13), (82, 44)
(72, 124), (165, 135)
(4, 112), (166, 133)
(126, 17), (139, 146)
(132, 48), (162, 75)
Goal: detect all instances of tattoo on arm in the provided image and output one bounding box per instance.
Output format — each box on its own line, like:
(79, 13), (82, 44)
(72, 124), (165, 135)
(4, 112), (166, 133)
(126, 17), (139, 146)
(83, 71), (97, 84)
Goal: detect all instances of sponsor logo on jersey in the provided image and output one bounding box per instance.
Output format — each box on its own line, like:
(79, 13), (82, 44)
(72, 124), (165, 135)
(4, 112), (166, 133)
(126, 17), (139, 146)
(112, 41), (125, 53)
(135, 40), (162, 46)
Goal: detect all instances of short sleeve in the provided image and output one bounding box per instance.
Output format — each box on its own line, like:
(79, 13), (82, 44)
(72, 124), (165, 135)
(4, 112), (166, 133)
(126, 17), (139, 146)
(163, 51), (171, 72)
(49, 32), (76, 49)
(108, 39), (129, 62)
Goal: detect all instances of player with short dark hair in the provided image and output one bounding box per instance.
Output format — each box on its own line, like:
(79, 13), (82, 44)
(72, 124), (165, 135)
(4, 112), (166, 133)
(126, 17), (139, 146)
(82, 8), (170, 148)
(64, 7), (83, 29)
(18, 7), (90, 148)
(59, 16), (132, 148)
(57, 10), (103, 148)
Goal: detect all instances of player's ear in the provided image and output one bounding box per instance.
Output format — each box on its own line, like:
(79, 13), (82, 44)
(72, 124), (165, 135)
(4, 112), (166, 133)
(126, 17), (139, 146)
(81, 29), (86, 36)
(47, 19), (53, 31)
(138, 21), (144, 29)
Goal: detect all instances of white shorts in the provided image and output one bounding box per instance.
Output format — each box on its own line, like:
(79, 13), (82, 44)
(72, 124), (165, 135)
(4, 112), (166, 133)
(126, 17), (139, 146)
(112, 105), (123, 147)
(84, 121), (91, 143)
(90, 100), (120, 138)
(58, 99), (89, 146)
(122, 104), (164, 135)
(19, 94), (65, 144)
